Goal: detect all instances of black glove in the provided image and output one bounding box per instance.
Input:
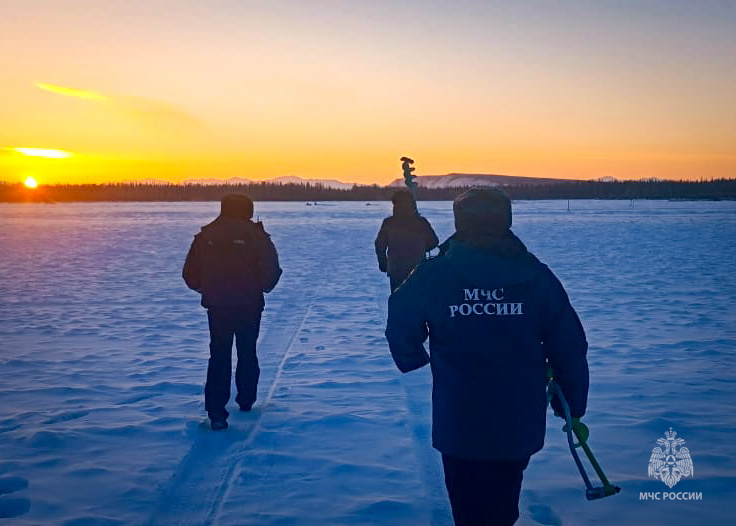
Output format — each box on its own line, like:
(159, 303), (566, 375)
(550, 392), (565, 419)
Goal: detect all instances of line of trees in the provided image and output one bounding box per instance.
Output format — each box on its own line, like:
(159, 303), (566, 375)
(1, 179), (735, 203)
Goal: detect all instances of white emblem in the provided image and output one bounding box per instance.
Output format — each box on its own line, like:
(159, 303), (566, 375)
(648, 428), (694, 488)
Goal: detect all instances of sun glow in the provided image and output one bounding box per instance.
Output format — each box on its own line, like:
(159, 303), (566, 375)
(12, 148), (74, 159)
(24, 176), (38, 188)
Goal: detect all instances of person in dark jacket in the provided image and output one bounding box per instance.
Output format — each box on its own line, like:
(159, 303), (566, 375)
(385, 188), (588, 525)
(375, 190), (439, 291)
(183, 193), (282, 431)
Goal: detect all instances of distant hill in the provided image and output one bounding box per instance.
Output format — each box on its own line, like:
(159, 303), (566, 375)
(269, 175), (355, 189)
(183, 177), (253, 185)
(181, 175), (355, 189)
(388, 173), (577, 188)
(109, 173), (670, 190)
(122, 178), (173, 185)
(126, 173), (581, 189)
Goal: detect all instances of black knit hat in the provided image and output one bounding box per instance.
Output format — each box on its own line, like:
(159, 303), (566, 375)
(453, 188), (512, 235)
(392, 189), (415, 205)
(392, 189), (417, 214)
(220, 193), (253, 219)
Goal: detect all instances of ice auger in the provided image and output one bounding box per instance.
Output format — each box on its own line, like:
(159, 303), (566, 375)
(547, 367), (621, 501)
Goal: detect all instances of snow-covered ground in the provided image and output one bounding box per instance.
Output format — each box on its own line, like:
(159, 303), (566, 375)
(0, 200), (734, 525)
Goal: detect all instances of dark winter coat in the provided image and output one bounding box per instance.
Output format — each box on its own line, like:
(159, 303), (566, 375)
(385, 232), (588, 461)
(183, 217), (282, 312)
(375, 213), (439, 286)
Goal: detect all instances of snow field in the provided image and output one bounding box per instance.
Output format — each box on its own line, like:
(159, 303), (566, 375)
(0, 200), (735, 525)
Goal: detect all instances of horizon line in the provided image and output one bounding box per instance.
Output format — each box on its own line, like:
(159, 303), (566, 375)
(3, 175), (736, 187)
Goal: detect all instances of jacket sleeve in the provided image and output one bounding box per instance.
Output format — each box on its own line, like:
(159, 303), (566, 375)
(182, 237), (202, 292)
(375, 219), (389, 272)
(385, 266), (430, 373)
(255, 229), (282, 293)
(422, 217), (439, 251)
(539, 267), (589, 418)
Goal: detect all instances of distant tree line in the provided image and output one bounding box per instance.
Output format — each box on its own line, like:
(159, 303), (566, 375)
(1, 179), (735, 203)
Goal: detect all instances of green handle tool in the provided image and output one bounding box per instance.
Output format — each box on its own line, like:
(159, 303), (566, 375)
(547, 367), (621, 501)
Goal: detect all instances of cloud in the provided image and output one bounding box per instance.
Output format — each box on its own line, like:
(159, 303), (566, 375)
(8, 147), (74, 159)
(35, 82), (202, 129)
(35, 82), (108, 102)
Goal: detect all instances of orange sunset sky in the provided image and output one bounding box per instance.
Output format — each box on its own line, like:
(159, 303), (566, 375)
(1, 1), (735, 185)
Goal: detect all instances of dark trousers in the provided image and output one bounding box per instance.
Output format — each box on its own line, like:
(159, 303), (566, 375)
(442, 454), (529, 526)
(205, 308), (262, 420)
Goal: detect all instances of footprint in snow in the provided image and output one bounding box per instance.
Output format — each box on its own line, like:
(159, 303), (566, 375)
(0, 497), (31, 519)
(527, 503), (562, 525)
(0, 476), (30, 519)
(0, 476), (28, 495)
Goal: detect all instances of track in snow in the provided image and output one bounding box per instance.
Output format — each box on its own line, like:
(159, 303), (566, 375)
(148, 292), (310, 526)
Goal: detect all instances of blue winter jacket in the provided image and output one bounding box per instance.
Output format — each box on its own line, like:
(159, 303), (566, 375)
(385, 232), (588, 461)
(183, 217), (282, 312)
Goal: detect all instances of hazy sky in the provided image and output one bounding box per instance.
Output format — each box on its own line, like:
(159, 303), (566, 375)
(1, 1), (735, 184)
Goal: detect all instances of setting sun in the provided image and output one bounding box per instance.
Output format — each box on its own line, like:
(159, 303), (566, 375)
(24, 176), (38, 188)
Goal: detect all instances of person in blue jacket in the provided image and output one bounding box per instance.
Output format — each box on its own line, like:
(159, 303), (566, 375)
(385, 188), (588, 525)
(183, 194), (282, 430)
(375, 190), (439, 291)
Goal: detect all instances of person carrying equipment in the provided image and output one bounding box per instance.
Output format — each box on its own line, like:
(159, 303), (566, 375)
(375, 190), (439, 292)
(183, 194), (282, 431)
(385, 188), (589, 525)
